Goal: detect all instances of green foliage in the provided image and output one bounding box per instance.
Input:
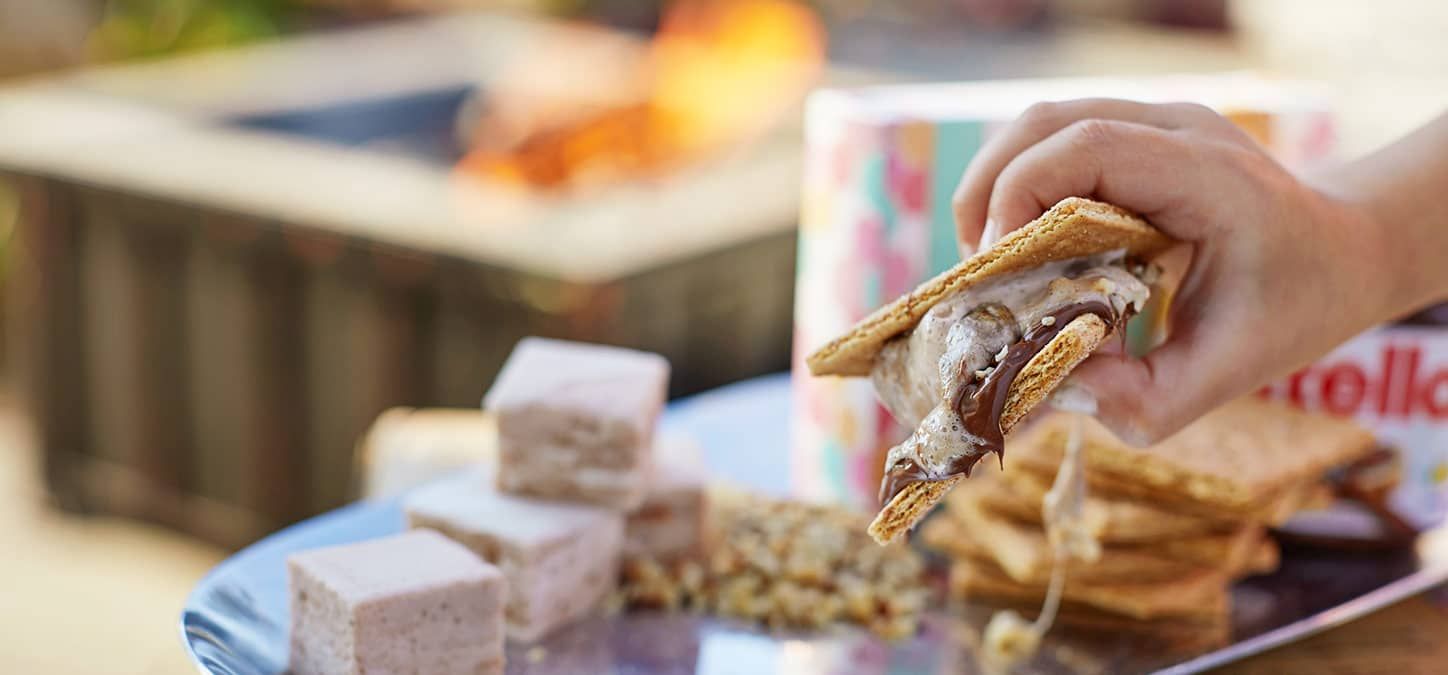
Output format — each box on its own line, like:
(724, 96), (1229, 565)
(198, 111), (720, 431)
(88, 0), (299, 60)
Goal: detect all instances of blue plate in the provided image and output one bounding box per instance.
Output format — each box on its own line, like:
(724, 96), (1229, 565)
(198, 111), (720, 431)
(181, 374), (1448, 674)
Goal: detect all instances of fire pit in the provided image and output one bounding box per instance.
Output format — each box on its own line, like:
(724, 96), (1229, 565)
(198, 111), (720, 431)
(0, 11), (877, 547)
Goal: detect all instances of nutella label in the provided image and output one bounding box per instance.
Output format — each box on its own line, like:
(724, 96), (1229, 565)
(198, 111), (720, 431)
(1258, 325), (1448, 526)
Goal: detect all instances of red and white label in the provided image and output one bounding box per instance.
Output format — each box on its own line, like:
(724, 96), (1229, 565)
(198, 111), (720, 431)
(1258, 326), (1448, 525)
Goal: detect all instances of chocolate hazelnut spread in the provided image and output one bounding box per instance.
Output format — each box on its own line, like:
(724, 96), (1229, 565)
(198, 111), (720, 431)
(870, 252), (1150, 506)
(878, 299), (1123, 504)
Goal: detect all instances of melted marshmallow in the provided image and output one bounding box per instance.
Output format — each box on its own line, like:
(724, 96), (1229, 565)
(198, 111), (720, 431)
(870, 252), (1148, 483)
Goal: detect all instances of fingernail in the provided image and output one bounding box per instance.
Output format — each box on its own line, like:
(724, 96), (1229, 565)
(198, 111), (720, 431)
(1050, 382), (1098, 416)
(980, 218), (1000, 249)
(1117, 421), (1153, 447)
(957, 241), (976, 260)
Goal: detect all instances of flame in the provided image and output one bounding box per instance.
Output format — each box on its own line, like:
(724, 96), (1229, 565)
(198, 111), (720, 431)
(648, 0), (824, 156)
(457, 0), (824, 190)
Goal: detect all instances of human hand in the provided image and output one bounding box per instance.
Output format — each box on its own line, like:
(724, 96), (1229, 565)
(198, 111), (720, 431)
(951, 99), (1415, 444)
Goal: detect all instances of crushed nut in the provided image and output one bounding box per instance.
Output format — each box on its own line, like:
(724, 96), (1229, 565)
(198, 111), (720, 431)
(870, 614), (920, 642)
(1040, 316), (1056, 327)
(995, 345), (1010, 362)
(613, 490), (929, 640)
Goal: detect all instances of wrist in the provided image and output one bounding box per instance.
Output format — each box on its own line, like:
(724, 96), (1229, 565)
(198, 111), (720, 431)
(1307, 117), (1448, 318)
(1333, 189), (1440, 323)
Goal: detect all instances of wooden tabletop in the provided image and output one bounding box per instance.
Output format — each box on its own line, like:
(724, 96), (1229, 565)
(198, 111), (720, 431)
(1219, 588), (1448, 674)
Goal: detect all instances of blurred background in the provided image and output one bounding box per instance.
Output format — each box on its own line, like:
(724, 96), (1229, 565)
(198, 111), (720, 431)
(2, 0), (1447, 673)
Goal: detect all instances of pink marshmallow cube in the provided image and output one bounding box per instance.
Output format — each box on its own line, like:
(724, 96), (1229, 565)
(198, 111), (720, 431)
(484, 337), (669, 510)
(404, 469), (625, 642)
(288, 529), (506, 675)
(625, 430), (709, 560)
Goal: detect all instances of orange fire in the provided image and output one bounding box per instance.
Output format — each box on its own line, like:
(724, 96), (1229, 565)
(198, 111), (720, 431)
(457, 0), (825, 191)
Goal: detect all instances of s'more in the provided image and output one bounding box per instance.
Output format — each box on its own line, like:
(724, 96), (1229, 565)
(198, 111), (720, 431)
(806, 197), (1175, 543)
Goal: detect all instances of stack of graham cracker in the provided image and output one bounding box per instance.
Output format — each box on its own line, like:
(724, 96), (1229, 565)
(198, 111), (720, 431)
(923, 397), (1377, 649)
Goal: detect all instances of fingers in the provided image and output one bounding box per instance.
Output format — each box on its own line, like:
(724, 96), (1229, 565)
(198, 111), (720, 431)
(1065, 333), (1220, 446)
(985, 119), (1201, 242)
(953, 99), (1229, 248)
(955, 99), (1239, 247)
(1064, 271), (1243, 445)
(943, 100), (1261, 443)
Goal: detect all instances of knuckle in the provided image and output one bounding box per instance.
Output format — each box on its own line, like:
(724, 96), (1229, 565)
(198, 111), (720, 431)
(1018, 101), (1064, 131)
(1129, 414), (1172, 446)
(1218, 142), (1287, 192)
(1065, 118), (1120, 147)
(1105, 401), (1168, 446)
(1224, 142), (1274, 171)
(1164, 101), (1216, 120)
(1175, 102), (1256, 141)
(991, 159), (1033, 194)
(951, 183), (969, 211)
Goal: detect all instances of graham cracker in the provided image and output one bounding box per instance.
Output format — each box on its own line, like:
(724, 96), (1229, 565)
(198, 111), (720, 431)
(973, 598), (1230, 651)
(866, 475), (965, 545)
(806, 197), (1173, 377)
(931, 487), (1212, 584)
(921, 509), (1207, 585)
(983, 466), (1230, 542)
(1153, 526), (1276, 573)
(1061, 467), (1336, 524)
(979, 465), (1295, 576)
(949, 558), (1230, 622)
(938, 487), (1276, 574)
(1009, 399), (1375, 515)
(866, 312), (1107, 545)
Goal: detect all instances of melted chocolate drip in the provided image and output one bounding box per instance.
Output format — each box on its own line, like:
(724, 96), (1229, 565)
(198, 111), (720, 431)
(879, 300), (1120, 506)
(878, 458), (929, 507)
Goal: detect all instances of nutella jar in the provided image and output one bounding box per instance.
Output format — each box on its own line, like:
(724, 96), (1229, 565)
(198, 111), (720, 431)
(1257, 302), (1448, 529)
